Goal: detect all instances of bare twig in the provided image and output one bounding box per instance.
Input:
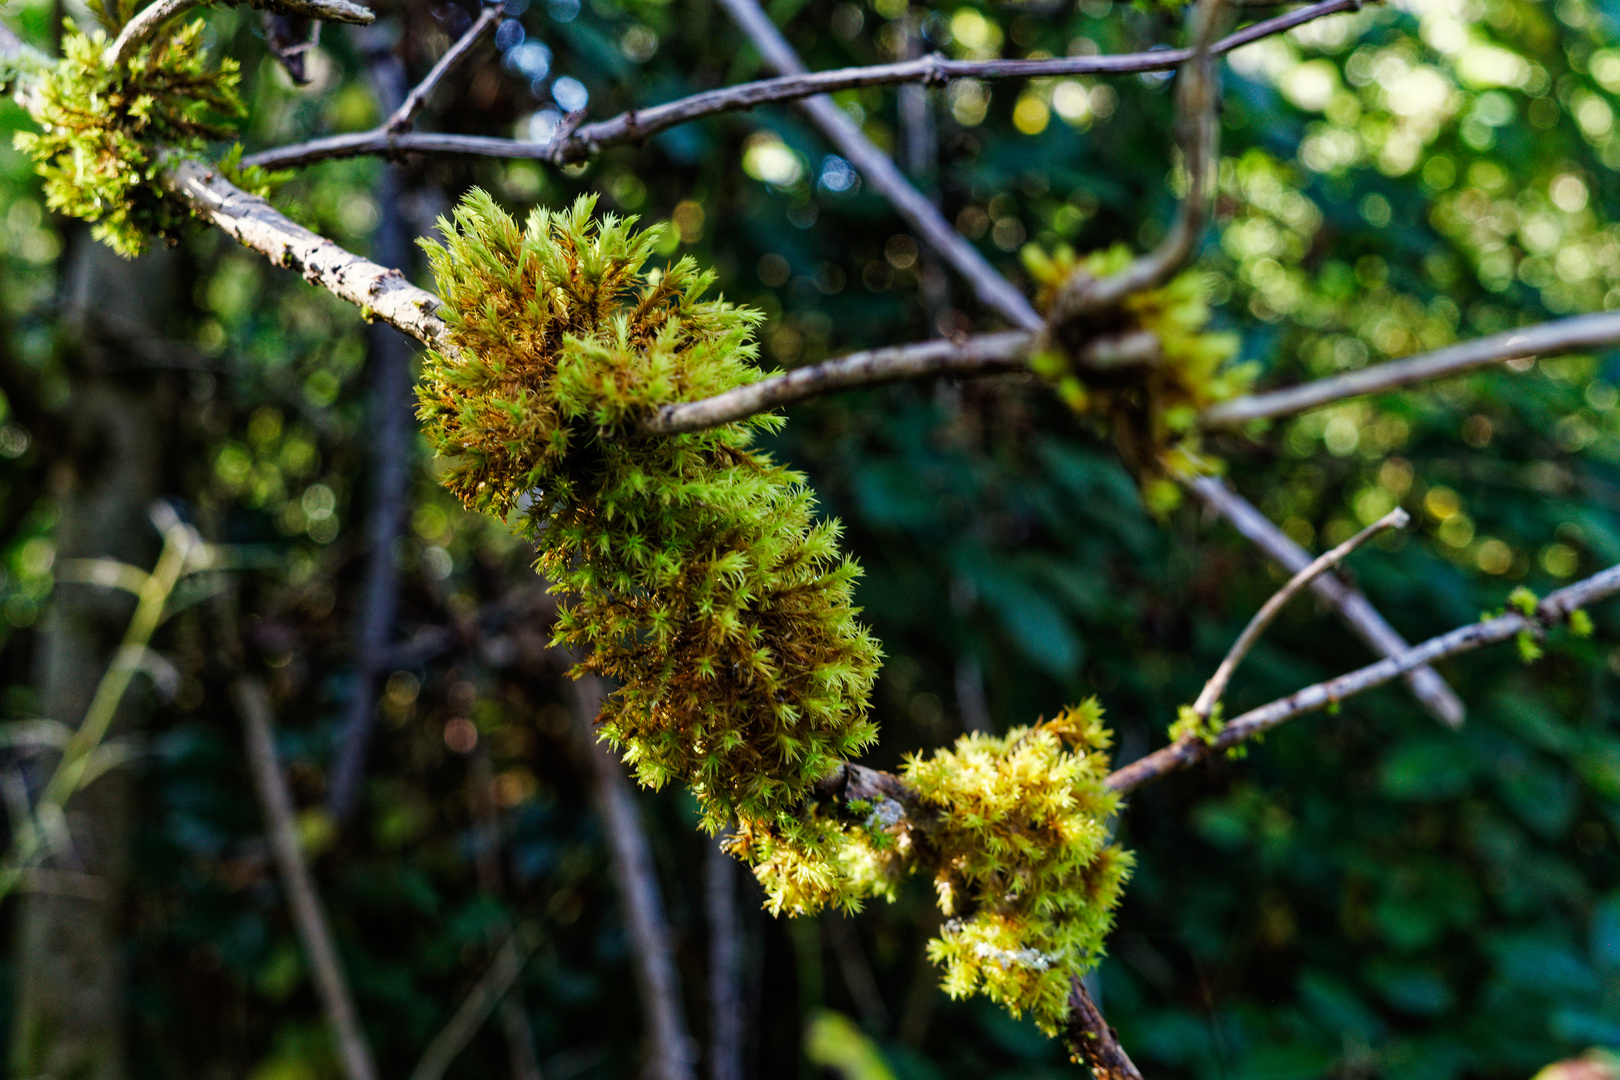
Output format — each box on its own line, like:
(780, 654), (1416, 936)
(105, 0), (373, 67)
(1063, 977), (1144, 1080)
(386, 3), (502, 131)
(1191, 507), (1409, 720)
(1202, 309), (1620, 427)
(160, 158), (448, 349)
(1187, 476), (1466, 727)
(409, 926), (539, 1080)
(714, 0), (1042, 330)
(233, 676), (379, 1080)
(241, 0), (1361, 172)
(572, 675), (698, 1080)
(1107, 562), (1620, 793)
(645, 331), (1033, 435)
(1049, 0), (1236, 323)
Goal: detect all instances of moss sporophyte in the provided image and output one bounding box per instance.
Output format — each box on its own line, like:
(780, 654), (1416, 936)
(419, 193), (1133, 1031)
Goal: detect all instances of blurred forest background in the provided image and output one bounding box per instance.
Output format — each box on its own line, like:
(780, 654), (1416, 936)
(3, 0), (1620, 1075)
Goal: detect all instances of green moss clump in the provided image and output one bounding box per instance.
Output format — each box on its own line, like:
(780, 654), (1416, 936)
(1024, 243), (1252, 510)
(15, 22), (244, 256)
(417, 191), (882, 842)
(903, 700), (1132, 1033)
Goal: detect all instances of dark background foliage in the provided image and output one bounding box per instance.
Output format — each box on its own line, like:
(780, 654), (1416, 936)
(3, 0), (1620, 1075)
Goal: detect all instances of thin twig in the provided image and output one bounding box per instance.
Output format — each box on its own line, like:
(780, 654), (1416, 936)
(1107, 562), (1620, 794)
(385, 3), (502, 132)
(161, 157), (449, 349)
(233, 676), (380, 1080)
(104, 0), (372, 67)
(1048, 0), (1237, 323)
(241, 0), (1361, 172)
(1187, 476), (1466, 727)
(1191, 507), (1409, 719)
(1063, 977), (1143, 1080)
(1202, 310), (1620, 428)
(572, 675), (698, 1080)
(714, 0), (1042, 330)
(644, 331), (1033, 435)
(409, 926), (538, 1080)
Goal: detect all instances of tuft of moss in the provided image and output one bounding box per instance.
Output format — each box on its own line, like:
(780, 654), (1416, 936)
(904, 700), (1132, 1033)
(1023, 243), (1252, 506)
(418, 191), (883, 841)
(15, 22), (244, 256)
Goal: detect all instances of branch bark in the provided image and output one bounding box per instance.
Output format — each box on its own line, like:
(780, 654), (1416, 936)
(1063, 977), (1144, 1080)
(1106, 562), (1620, 793)
(233, 676), (380, 1080)
(241, 0), (1361, 173)
(1202, 309), (1620, 427)
(105, 0), (373, 67)
(159, 157), (448, 349)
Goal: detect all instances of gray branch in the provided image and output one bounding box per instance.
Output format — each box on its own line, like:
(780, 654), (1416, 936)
(1187, 476), (1467, 727)
(1107, 562), (1620, 793)
(161, 157), (449, 349)
(1191, 507), (1409, 720)
(1203, 309), (1620, 427)
(106, 0), (373, 67)
(241, 0), (1360, 174)
(714, 0), (1042, 330)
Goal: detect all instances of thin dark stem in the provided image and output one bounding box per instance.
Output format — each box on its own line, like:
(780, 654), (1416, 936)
(1048, 0), (1238, 323)
(241, 0), (1361, 174)
(386, 3), (503, 132)
(1063, 977), (1144, 1079)
(234, 677), (380, 1080)
(328, 42), (418, 824)
(705, 835), (745, 1080)
(1107, 562), (1620, 794)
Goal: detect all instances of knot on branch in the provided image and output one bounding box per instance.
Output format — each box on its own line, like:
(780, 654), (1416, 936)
(920, 51), (950, 87)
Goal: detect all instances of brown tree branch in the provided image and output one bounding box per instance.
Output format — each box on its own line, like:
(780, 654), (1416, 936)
(1106, 562), (1620, 794)
(385, 3), (502, 132)
(241, 0), (1361, 173)
(233, 676), (380, 1080)
(1186, 476), (1467, 727)
(1202, 309), (1620, 427)
(1191, 507), (1409, 720)
(1063, 977), (1144, 1080)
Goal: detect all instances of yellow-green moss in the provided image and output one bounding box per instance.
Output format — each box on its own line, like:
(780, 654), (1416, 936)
(418, 192), (883, 842)
(15, 22), (244, 256)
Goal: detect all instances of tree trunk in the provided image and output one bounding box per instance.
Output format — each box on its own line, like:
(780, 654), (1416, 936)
(10, 237), (177, 1080)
